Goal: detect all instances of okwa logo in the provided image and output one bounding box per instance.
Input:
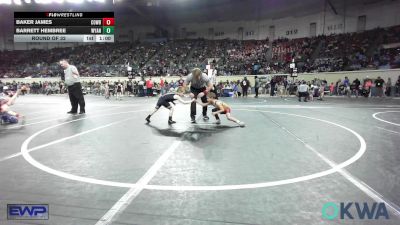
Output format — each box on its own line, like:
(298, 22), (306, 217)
(322, 202), (389, 220)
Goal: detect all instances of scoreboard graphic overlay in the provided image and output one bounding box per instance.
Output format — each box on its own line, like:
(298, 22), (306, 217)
(14, 12), (114, 43)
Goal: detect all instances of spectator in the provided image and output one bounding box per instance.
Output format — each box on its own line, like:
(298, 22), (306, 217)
(270, 78), (277, 96)
(240, 77), (250, 97)
(395, 76), (400, 97)
(343, 76), (351, 97)
(352, 78), (361, 97)
(283, 78), (289, 96)
(232, 81), (239, 98)
(177, 75), (185, 87)
(254, 76), (260, 98)
(237, 80), (243, 97)
(386, 77), (392, 96)
(363, 77), (373, 97)
(0, 27), (399, 78)
(146, 77), (154, 97)
(126, 80), (133, 96)
(374, 76), (385, 97)
(138, 79), (145, 97)
(159, 77), (165, 95)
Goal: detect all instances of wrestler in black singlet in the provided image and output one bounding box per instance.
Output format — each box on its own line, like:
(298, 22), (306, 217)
(156, 93), (177, 109)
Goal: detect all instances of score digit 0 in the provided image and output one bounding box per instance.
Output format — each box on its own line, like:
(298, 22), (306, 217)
(102, 18), (115, 26)
(103, 26), (114, 34)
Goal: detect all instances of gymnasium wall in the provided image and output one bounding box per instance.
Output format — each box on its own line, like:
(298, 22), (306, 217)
(175, 0), (400, 40)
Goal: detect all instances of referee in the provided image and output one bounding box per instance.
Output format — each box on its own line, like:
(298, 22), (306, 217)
(183, 68), (213, 123)
(60, 59), (86, 114)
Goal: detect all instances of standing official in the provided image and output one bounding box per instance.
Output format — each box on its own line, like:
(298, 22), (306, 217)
(298, 81), (309, 102)
(60, 59), (85, 114)
(183, 68), (213, 123)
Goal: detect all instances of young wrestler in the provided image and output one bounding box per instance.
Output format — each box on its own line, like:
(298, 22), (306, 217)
(195, 92), (245, 127)
(146, 87), (193, 124)
(0, 90), (24, 124)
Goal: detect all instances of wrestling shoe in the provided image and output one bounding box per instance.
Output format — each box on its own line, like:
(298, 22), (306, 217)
(168, 119), (176, 125)
(191, 117), (196, 123)
(203, 115), (210, 121)
(215, 119), (221, 125)
(145, 116), (151, 123)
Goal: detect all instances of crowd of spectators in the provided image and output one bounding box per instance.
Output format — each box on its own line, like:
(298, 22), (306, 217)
(1, 75), (399, 99)
(142, 40), (194, 77)
(0, 77), (189, 98)
(116, 43), (160, 72)
(1, 25), (399, 79)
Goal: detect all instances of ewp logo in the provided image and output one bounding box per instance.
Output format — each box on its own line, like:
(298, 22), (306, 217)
(322, 202), (389, 220)
(7, 204), (49, 220)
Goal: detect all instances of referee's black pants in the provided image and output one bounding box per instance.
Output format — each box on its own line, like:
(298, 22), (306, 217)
(190, 87), (208, 119)
(68, 82), (85, 113)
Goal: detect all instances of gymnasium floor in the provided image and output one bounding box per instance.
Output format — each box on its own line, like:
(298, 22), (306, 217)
(0, 94), (399, 225)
